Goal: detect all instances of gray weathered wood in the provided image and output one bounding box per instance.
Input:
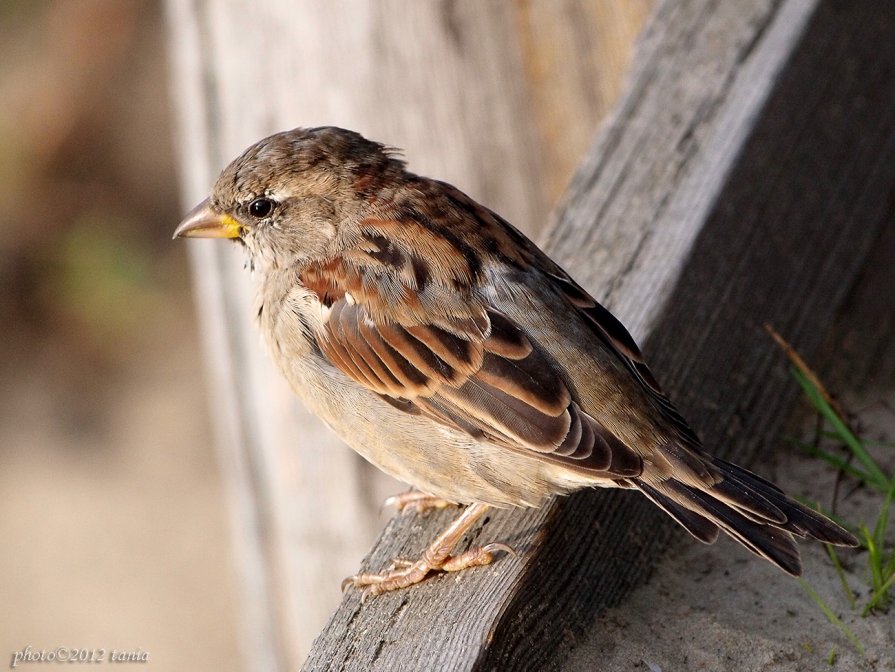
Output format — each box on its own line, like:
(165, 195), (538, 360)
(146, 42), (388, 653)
(302, 0), (895, 669)
(165, 1), (647, 667)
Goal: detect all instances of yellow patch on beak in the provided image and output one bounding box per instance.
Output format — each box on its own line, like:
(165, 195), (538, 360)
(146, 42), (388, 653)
(173, 199), (247, 239)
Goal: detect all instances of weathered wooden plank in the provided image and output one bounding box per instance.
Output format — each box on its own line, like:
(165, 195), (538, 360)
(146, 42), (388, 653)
(165, 1), (647, 666)
(302, 0), (895, 669)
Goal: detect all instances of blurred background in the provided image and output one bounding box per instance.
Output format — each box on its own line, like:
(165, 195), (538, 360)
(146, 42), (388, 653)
(0, 1), (651, 669)
(0, 2), (240, 669)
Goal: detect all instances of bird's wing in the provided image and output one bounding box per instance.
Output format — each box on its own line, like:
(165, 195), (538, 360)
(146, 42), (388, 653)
(297, 217), (643, 479)
(432, 181), (702, 449)
(535, 269), (703, 448)
(297, 203), (857, 574)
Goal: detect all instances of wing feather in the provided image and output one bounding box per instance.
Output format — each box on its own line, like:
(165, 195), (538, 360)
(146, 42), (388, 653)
(300, 250), (643, 479)
(546, 271), (702, 448)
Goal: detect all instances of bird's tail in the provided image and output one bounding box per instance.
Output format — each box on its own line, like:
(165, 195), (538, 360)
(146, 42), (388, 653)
(634, 454), (858, 575)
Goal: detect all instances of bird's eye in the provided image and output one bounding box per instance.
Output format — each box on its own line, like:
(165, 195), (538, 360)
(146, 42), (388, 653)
(248, 197), (275, 218)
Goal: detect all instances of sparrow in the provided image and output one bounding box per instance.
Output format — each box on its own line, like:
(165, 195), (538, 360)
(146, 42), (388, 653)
(175, 126), (857, 597)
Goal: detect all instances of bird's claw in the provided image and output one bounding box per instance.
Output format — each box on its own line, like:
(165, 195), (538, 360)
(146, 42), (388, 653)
(342, 542), (514, 599)
(383, 491), (456, 516)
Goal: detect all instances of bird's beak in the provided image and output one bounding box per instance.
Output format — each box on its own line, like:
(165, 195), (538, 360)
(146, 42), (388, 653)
(173, 199), (245, 239)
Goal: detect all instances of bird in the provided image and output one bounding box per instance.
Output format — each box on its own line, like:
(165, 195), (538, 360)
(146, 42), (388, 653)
(174, 126), (857, 597)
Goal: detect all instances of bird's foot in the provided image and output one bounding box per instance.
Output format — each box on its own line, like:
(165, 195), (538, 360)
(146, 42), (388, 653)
(384, 490), (456, 515)
(342, 543), (513, 600)
(342, 502), (514, 599)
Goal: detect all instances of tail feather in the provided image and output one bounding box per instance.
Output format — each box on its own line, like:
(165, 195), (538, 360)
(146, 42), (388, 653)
(639, 482), (720, 544)
(635, 453), (858, 576)
(711, 457), (858, 546)
(703, 467), (787, 525)
(662, 478), (803, 574)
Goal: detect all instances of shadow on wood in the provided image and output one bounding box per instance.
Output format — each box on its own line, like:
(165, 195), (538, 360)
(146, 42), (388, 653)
(303, 1), (895, 670)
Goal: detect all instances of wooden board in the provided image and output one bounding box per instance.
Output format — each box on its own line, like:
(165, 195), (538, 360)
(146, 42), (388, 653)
(302, 0), (895, 669)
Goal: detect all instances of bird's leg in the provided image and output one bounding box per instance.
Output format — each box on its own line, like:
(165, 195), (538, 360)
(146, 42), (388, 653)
(343, 503), (513, 598)
(384, 489), (456, 515)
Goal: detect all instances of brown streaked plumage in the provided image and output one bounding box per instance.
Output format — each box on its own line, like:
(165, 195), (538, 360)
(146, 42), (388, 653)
(175, 126), (857, 597)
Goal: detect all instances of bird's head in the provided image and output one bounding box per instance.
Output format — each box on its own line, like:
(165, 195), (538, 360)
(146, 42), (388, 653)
(173, 126), (406, 271)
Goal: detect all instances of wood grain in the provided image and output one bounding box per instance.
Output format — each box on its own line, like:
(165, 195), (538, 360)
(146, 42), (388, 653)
(302, 0), (895, 669)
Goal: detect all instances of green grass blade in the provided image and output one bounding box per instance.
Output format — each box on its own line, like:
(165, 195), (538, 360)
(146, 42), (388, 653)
(883, 552), (895, 577)
(860, 525), (884, 591)
(791, 368), (890, 489)
(826, 545), (856, 610)
(862, 571), (895, 615)
(871, 489), (893, 547)
(795, 443), (877, 486)
(799, 579), (864, 654)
